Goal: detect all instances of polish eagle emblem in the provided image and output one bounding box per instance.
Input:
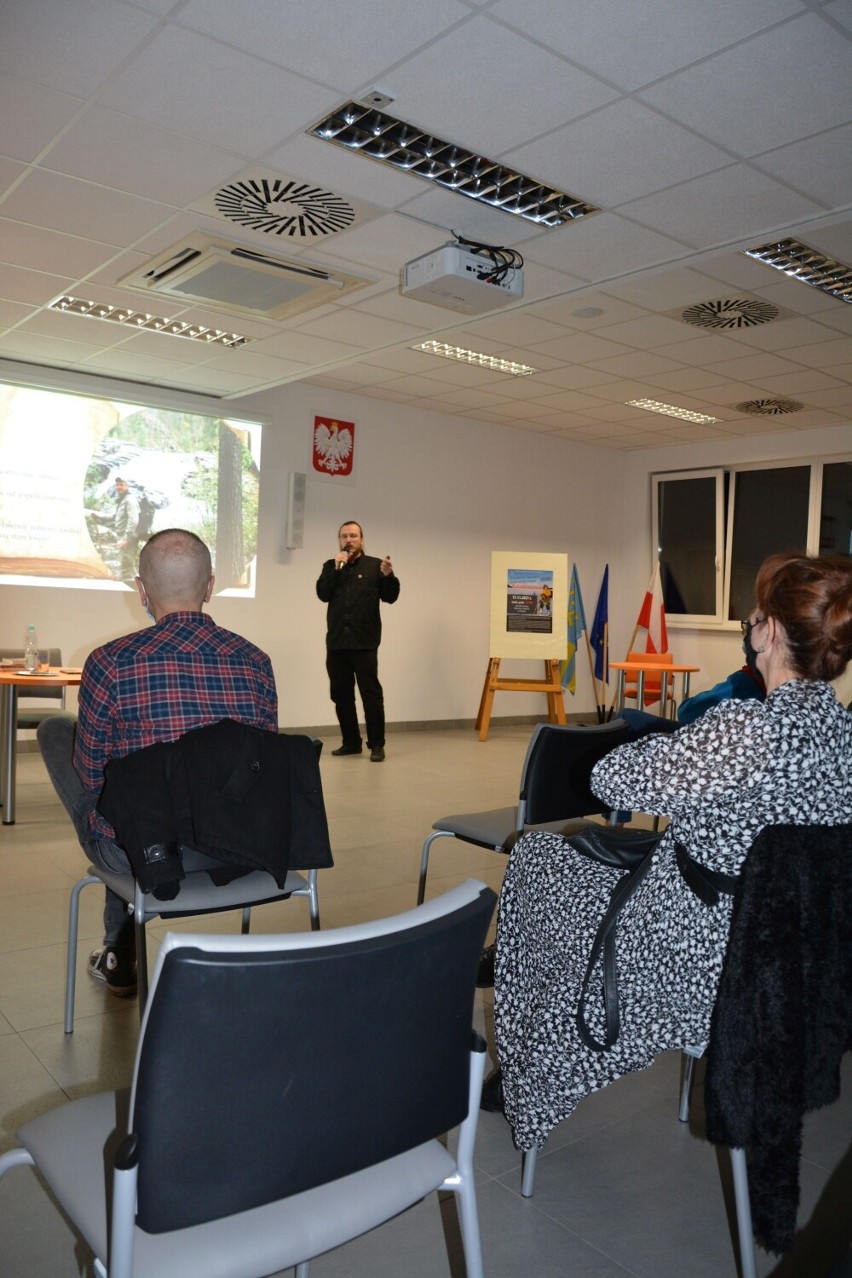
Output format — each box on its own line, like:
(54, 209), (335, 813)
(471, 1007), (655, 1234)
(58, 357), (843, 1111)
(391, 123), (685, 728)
(313, 417), (354, 475)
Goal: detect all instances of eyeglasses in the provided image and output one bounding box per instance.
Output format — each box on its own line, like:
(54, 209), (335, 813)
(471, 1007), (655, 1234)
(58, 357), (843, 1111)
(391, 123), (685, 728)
(740, 616), (767, 636)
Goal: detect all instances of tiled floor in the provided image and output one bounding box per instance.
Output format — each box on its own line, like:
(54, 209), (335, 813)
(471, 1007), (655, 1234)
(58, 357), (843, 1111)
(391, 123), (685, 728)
(1, 727), (850, 1277)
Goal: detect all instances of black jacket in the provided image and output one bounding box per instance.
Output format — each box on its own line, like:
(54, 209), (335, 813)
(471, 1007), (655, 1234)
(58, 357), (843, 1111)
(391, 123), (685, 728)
(316, 553), (400, 650)
(98, 719), (334, 894)
(705, 822), (852, 1254)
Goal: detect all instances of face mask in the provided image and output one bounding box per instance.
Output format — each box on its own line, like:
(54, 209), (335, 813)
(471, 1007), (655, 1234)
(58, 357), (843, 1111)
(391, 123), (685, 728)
(742, 620), (765, 674)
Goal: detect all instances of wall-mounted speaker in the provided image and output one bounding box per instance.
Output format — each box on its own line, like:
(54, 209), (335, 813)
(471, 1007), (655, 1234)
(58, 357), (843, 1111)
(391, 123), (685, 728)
(285, 471), (306, 548)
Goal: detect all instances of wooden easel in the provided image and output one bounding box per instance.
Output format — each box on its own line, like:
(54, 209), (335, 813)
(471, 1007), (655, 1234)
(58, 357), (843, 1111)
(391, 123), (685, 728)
(475, 657), (566, 741)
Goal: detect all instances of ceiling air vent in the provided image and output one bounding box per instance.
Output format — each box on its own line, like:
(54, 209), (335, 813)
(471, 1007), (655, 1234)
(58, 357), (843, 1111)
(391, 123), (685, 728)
(679, 298), (781, 329)
(119, 235), (375, 320)
(734, 399), (804, 416)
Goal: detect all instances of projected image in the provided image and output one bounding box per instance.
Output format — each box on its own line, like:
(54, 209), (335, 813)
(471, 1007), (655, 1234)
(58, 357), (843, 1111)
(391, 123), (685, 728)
(0, 383), (261, 593)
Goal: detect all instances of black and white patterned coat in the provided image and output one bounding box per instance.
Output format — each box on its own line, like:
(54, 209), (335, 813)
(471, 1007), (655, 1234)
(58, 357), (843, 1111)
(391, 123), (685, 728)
(493, 679), (852, 1151)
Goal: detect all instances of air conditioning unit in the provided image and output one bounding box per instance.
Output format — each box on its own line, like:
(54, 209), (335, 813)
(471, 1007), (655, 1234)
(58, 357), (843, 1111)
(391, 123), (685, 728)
(119, 235), (374, 320)
(400, 243), (523, 314)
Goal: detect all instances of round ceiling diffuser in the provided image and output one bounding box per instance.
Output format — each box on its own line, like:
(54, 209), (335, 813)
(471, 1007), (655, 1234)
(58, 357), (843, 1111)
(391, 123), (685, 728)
(734, 398), (804, 416)
(214, 179), (356, 238)
(681, 298), (780, 329)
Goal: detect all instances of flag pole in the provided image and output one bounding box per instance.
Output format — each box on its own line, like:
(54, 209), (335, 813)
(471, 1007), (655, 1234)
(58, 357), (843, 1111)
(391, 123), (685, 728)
(600, 621), (609, 721)
(583, 629), (597, 711)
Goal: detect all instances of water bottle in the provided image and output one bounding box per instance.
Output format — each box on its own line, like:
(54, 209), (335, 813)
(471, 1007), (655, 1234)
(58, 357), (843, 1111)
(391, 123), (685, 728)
(24, 624), (38, 672)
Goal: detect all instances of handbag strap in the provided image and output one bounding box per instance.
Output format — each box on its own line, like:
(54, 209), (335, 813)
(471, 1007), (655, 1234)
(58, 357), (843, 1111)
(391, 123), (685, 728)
(576, 849), (655, 1052)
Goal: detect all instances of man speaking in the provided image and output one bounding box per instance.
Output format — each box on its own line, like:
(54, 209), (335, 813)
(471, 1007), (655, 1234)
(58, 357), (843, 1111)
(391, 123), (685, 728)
(316, 520), (400, 762)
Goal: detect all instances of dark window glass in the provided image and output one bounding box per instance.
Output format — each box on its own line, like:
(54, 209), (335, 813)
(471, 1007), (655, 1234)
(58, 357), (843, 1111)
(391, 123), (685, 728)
(657, 476), (718, 615)
(819, 461), (852, 557)
(728, 467), (810, 619)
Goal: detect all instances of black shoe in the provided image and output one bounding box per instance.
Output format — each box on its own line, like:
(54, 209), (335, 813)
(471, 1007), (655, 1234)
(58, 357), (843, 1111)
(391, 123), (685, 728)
(370, 747), (385, 762)
(476, 942), (496, 988)
(87, 947), (137, 998)
(480, 1067), (505, 1114)
(331, 744), (362, 756)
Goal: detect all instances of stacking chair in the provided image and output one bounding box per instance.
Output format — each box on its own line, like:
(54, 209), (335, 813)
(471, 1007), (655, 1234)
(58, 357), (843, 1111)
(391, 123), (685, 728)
(417, 719), (633, 904)
(622, 649), (677, 716)
(65, 733), (333, 1028)
(0, 880), (496, 1278)
(0, 646), (66, 728)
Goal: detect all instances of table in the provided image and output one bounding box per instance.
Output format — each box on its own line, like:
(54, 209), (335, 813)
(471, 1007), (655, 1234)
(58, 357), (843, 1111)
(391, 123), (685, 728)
(611, 659), (699, 719)
(0, 666), (81, 825)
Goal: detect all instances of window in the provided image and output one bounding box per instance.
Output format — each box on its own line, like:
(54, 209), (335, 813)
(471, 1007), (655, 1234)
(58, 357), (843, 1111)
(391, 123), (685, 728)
(652, 456), (851, 628)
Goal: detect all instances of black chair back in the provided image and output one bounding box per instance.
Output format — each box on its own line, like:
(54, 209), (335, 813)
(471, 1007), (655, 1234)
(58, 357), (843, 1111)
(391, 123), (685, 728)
(129, 883), (496, 1234)
(521, 720), (632, 826)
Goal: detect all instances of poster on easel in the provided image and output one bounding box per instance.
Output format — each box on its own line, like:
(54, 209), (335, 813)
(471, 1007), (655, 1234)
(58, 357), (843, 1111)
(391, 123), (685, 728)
(489, 552), (567, 659)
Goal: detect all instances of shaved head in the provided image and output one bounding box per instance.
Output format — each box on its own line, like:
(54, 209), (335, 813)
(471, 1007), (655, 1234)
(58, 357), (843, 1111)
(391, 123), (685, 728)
(137, 529), (213, 617)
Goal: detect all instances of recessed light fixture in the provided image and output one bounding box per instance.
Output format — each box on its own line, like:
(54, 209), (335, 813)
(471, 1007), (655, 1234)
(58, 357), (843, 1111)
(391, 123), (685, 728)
(413, 340), (537, 376)
(742, 239), (852, 304)
(626, 398), (718, 425)
(308, 102), (599, 228)
(48, 296), (253, 347)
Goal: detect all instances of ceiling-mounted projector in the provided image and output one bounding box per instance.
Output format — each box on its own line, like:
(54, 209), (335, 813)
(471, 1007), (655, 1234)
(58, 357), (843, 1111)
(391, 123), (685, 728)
(400, 243), (523, 314)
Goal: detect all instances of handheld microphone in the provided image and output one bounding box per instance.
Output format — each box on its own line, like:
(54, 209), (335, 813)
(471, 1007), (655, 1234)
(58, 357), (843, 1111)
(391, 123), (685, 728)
(336, 546), (352, 570)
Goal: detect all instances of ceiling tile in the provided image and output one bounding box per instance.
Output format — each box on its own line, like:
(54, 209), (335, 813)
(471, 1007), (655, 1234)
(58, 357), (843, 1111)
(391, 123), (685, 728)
(1, 170), (177, 245)
(176, 0), (468, 87)
(43, 108), (243, 204)
(0, 0), (159, 97)
(387, 16), (619, 156)
(637, 13), (852, 155)
(490, 0), (805, 91)
(99, 28), (341, 156)
(619, 166), (824, 249)
(505, 100), (732, 209)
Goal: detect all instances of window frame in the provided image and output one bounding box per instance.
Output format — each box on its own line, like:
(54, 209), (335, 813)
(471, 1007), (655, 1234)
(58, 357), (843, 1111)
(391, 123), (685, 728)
(652, 453), (851, 631)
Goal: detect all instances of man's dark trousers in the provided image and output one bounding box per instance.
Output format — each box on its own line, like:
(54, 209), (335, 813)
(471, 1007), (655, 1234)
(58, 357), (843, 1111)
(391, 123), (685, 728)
(326, 648), (385, 750)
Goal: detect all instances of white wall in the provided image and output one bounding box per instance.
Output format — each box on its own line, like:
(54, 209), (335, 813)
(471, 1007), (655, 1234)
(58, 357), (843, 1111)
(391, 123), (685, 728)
(3, 377), (849, 726)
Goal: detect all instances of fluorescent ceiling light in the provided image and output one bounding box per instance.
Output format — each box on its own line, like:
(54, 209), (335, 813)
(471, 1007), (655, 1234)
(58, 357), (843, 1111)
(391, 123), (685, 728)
(308, 102), (599, 228)
(626, 398), (717, 425)
(742, 239), (852, 304)
(413, 340), (537, 376)
(49, 296), (253, 347)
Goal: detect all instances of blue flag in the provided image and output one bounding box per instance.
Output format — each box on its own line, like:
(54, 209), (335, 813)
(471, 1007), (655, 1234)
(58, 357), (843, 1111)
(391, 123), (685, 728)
(589, 565), (609, 686)
(560, 563), (587, 693)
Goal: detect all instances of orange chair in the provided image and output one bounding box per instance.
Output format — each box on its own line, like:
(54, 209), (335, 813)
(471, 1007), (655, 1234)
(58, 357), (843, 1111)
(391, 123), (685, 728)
(622, 650), (677, 716)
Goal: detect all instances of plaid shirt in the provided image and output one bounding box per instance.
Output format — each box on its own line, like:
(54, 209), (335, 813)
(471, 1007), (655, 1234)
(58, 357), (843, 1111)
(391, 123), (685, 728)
(74, 611), (278, 837)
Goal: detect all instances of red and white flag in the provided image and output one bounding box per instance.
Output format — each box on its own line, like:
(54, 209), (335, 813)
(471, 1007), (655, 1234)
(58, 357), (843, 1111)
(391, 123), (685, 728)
(635, 563), (668, 655)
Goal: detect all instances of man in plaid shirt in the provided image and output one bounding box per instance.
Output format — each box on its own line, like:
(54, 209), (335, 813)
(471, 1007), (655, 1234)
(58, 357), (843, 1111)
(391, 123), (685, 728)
(38, 528), (278, 997)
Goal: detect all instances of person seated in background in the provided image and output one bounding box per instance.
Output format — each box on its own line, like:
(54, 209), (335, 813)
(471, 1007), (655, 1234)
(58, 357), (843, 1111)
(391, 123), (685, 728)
(620, 661), (766, 739)
(487, 552), (852, 1138)
(37, 528), (277, 997)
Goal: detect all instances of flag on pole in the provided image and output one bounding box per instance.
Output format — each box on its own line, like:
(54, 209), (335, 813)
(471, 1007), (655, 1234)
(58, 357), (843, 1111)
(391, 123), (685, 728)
(589, 565), (609, 684)
(636, 562), (669, 655)
(560, 564), (587, 693)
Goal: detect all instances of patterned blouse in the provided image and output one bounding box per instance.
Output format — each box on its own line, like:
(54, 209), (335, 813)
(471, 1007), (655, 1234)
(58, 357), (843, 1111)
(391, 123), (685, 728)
(494, 679), (852, 1150)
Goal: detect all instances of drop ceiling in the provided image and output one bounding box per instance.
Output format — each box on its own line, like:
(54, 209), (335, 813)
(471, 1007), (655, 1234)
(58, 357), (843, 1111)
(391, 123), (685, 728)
(2, 0), (852, 450)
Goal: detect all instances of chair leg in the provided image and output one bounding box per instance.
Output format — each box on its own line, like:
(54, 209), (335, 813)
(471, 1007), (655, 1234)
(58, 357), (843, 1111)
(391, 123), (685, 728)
(731, 1148), (757, 1278)
(134, 905), (149, 1020)
(65, 874), (100, 1034)
(521, 1146), (538, 1198)
(307, 868), (320, 931)
(294, 1262), (310, 1278)
(678, 1045), (704, 1122)
(417, 831), (453, 905)
(241, 905), (251, 934)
